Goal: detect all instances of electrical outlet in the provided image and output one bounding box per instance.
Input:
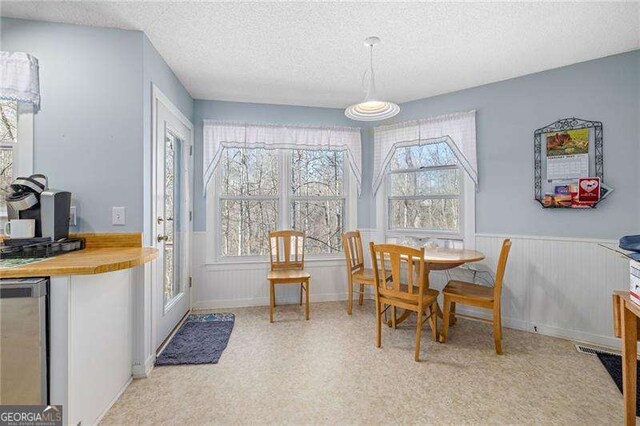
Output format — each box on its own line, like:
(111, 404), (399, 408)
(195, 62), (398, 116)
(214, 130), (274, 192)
(112, 207), (126, 226)
(69, 206), (77, 226)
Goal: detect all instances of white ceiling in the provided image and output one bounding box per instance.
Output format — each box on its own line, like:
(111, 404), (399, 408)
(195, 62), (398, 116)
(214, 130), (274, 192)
(2, 1), (639, 108)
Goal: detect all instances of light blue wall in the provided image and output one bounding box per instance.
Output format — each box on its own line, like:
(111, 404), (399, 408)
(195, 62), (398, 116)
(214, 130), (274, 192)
(384, 50), (640, 240)
(1, 18), (194, 239)
(195, 50), (639, 240)
(142, 35), (194, 244)
(1, 18), (144, 232)
(192, 100), (372, 231)
(4, 16), (637, 241)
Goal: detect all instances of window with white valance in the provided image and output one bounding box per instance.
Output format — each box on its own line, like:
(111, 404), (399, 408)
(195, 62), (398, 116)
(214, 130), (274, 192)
(373, 111), (477, 248)
(203, 121), (362, 196)
(203, 121), (361, 261)
(0, 52), (39, 215)
(0, 52), (40, 111)
(373, 110), (477, 194)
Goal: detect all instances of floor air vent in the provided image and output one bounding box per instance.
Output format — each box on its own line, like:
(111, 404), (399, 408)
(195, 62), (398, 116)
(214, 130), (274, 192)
(575, 344), (621, 357)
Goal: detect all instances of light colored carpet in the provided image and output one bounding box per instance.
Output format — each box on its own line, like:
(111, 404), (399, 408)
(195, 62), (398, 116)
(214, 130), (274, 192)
(101, 301), (622, 425)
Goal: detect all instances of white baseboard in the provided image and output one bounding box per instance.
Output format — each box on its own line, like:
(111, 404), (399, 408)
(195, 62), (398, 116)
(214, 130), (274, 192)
(192, 291), (350, 310)
(132, 353), (155, 379)
(455, 306), (621, 349)
(93, 376), (132, 425)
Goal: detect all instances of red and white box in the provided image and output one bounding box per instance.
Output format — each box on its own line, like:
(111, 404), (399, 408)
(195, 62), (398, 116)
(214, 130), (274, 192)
(578, 177), (600, 203)
(630, 260), (640, 305)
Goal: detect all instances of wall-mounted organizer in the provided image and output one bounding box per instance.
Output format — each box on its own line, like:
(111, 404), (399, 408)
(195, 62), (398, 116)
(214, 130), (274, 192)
(534, 117), (612, 208)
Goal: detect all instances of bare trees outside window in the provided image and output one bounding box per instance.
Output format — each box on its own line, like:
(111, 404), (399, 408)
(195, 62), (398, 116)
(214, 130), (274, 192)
(291, 150), (344, 254)
(387, 142), (461, 235)
(220, 148), (279, 256)
(0, 100), (17, 212)
(218, 147), (347, 257)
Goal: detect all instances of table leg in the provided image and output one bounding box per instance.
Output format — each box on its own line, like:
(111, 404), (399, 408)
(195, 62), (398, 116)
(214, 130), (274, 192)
(621, 299), (637, 426)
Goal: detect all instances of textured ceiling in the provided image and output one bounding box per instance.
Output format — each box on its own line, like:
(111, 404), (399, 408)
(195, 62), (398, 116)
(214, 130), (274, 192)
(2, 1), (639, 108)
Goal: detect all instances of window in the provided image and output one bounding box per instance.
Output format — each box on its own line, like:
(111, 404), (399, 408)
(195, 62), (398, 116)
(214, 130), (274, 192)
(0, 100), (18, 212)
(219, 148), (279, 257)
(291, 150), (344, 255)
(386, 142), (463, 242)
(214, 148), (352, 259)
(0, 100), (34, 216)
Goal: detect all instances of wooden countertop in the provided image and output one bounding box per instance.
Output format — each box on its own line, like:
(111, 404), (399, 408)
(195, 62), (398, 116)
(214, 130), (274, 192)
(0, 233), (158, 278)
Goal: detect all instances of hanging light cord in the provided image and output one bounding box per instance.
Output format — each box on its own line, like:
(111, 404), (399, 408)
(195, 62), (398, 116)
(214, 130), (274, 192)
(362, 43), (376, 94)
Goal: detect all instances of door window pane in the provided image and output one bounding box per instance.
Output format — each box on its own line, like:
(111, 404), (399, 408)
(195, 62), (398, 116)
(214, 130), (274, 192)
(163, 133), (183, 305)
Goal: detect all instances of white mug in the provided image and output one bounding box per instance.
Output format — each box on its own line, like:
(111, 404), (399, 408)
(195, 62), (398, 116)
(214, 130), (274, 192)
(4, 219), (36, 239)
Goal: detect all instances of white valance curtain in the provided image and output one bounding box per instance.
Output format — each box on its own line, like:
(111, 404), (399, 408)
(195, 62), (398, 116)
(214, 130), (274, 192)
(372, 110), (477, 193)
(0, 52), (40, 111)
(203, 121), (362, 196)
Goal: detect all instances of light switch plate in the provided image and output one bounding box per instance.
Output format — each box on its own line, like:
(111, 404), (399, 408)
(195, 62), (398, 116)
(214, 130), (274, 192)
(112, 206), (126, 226)
(69, 206), (77, 226)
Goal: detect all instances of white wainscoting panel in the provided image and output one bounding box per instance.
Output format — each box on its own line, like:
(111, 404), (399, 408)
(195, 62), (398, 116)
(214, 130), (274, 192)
(468, 234), (629, 348)
(193, 232), (367, 310)
(192, 231), (630, 348)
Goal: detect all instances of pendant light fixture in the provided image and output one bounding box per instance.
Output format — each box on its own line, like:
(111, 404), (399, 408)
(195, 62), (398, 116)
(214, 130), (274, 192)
(345, 36), (400, 122)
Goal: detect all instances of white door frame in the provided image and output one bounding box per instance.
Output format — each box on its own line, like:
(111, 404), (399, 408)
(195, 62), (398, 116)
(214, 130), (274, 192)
(150, 84), (194, 352)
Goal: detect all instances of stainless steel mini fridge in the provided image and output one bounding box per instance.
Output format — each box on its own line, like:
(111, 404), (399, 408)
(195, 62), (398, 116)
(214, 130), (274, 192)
(0, 277), (48, 404)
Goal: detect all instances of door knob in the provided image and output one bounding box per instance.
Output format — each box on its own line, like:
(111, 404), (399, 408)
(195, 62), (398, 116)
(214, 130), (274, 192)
(157, 234), (169, 242)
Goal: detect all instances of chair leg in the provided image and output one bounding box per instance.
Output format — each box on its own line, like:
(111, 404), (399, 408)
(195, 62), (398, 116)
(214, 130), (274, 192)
(269, 281), (275, 323)
(305, 279), (310, 320)
(391, 306), (397, 329)
(358, 284), (365, 305)
(299, 283), (303, 306)
(428, 302), (438, 342)
(450, 301), (457, 325)
(440, 296), (451, 343)
(348, 278), (353, 315)
(493, 305), (503, 354)
(414, 308), (423, 362)
(376, 300), (382, 348)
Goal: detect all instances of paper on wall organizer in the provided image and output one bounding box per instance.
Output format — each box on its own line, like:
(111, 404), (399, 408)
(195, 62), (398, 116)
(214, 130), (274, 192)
(546, 154), (588, 181)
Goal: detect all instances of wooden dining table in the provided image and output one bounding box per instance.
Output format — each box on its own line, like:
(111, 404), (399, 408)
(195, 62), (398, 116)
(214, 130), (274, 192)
(389, 246), (485, 327)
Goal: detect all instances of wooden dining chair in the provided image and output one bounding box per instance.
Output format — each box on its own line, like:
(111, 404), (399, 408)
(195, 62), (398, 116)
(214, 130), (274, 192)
(369, 243), (440, 362)
(267, 230), (310, 323)
(341, 230), (376, 315)
(440, 239), (512, 354)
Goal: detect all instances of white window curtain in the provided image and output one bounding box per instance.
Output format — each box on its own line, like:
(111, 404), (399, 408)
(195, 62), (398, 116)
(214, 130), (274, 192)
(202, 121), (363, 195)
(0, 52), (40, 111)
(372, 110), (477, 193)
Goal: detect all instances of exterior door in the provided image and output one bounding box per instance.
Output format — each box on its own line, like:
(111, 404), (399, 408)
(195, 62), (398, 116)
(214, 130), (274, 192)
(154, 96), (193, 351)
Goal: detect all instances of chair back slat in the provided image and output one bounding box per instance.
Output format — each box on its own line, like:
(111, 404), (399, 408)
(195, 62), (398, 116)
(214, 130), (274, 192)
(269, 230), (305, 270)
(369, 243), (426, 305)
(342, 231), (365, 273)
(493, 239), (512, 300)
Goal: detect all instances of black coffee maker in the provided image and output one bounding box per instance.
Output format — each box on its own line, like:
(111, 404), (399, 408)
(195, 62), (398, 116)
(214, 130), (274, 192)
(5, 174), (71, 240)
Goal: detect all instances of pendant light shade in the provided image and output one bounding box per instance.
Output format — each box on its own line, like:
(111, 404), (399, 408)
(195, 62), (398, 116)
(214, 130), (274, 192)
(345, 37), (399, 122)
